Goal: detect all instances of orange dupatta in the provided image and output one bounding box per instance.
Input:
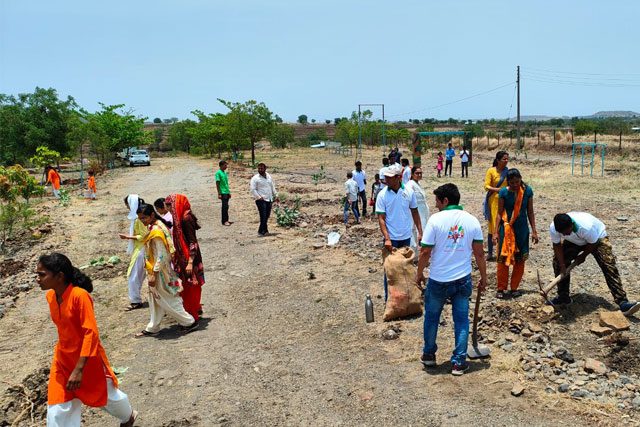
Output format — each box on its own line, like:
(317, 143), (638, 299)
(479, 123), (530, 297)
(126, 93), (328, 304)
(500, 185), (524, 266)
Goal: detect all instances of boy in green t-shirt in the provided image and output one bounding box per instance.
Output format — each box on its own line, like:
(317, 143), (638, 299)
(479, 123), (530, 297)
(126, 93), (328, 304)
(215, 160), (233, 226)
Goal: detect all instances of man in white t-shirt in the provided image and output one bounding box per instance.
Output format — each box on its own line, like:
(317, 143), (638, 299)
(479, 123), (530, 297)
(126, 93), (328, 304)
(549, 212), (639, 315)
(376, 163), (422, 301)
(415, 183), (487, 376)
(343, 172), (360, 225)
(459, 147), (470, 178)
(352, 161), (367, 217)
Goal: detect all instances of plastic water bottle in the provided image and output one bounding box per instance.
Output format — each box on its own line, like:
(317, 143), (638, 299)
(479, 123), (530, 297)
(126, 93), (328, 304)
(365, 294), (374, 323)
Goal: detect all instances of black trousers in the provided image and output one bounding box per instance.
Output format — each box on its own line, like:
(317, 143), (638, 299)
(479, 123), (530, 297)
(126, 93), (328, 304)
(357, 190), (367, 217)
(461, 162), (469, 177)
(255, 199), (272, 235)
(445, 160), (453, 176)
(221, 194), (230, 224)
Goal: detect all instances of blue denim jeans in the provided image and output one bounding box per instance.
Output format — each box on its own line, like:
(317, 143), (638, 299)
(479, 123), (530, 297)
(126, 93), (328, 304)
(383, 238), (411, 301)
(343, 200), (360, 224)
(422, 274), (472, 365)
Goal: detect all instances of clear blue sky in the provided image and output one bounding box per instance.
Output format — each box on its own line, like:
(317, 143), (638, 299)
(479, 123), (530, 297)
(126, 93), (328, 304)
(1, 0), (639, 122)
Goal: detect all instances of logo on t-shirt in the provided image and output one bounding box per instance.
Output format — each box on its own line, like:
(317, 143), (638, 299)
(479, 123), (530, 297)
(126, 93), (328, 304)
(448, 225), (464, 244)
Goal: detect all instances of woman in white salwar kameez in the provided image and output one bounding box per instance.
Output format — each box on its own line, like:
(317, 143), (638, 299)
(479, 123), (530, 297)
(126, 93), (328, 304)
(134, 204), (197, 338)
(406, 166), (430, 258)
(119, 195), (148, 311)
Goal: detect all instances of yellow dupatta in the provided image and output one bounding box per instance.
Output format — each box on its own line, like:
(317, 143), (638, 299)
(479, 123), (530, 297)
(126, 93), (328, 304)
(500, 185), (524, 266)
(142, 228), (171, 275)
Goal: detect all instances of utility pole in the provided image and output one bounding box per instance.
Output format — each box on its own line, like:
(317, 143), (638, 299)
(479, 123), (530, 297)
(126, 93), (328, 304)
(516, 65), (521, 150)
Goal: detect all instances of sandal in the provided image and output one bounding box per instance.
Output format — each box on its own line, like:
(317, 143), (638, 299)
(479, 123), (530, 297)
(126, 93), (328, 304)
(181, 320), (199, 334)
(496, 291), (506, 299)
(120, 409), (138, 427)
(125, 303), (144, 312)
(134, 330), (157, 338)
(509, 290), (523, 298)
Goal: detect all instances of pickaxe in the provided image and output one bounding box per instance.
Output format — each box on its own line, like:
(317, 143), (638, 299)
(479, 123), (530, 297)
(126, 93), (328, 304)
(537, 260), (578, 305)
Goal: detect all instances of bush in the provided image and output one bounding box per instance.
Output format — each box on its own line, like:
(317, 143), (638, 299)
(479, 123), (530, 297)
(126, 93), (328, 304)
(274, 197), (300, 227)
(307, 129), (328, 144)
(88, 159), (106, 175)
(269, 124), (295, 149)
(29, 146), (61, 169)
(0, 202), (40, 250)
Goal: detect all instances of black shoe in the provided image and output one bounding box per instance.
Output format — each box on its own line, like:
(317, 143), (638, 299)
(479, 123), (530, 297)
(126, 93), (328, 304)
(509, 290), (523, 298)
(420, 353), (436, 367)
(619, 301), (640, 317)
(548, 295), (572, 306)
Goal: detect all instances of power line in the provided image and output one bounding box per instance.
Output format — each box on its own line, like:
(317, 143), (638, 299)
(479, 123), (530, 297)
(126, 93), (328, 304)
(522, 69), (640, 83)
(386, 82), (515, 119)
(522, 75), (640, 88)
(524, 66), (640, 77)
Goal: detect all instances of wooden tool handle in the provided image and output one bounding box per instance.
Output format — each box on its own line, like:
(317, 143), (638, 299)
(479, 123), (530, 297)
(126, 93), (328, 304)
(542, 261), (578, 294)
(471, 286), (482, 347)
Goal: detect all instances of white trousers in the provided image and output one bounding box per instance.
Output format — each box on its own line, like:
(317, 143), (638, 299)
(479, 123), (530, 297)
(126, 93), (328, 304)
(128, 251), (146, 304)
(146, 286), (195, 333)
(47, 378), (132, 426)
(52, 188), (60, 199)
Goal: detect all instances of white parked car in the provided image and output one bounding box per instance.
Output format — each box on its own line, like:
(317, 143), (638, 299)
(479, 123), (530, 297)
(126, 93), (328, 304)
(128, 150), (151, 167)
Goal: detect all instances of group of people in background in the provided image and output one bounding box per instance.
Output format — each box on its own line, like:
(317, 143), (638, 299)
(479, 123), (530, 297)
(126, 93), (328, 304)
(119, 193), (204, 337)
(437, 143), (471, 178)
(368, 147), (640, 376)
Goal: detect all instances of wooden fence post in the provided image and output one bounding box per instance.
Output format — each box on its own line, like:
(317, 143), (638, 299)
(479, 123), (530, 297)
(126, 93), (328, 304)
(619, 131), (622, 150)
(553, 129), (556, 147)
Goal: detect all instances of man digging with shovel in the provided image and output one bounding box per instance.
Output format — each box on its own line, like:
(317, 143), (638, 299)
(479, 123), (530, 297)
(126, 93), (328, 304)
(415, 184), (488, 375)
(549, 212), (640, 316)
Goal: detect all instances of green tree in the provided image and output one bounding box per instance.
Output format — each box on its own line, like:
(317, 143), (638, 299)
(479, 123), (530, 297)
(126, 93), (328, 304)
(189, 111), (226, 157)
(269, 124), (295, 148)
(0, 88), (78, 165)
(168, 119), (196, 152)
(70, 104), (147, 165)
(218, 99), (275, 165)
(574, 119), (598, 136)
(297, 114), (308, 125)
(306, 129), (328, 144)
(153, 117), (162, 124)
(154, 126), (165, 150)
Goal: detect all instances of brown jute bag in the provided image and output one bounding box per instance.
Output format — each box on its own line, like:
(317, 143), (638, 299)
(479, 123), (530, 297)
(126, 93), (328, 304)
(382, 247), (423, 321)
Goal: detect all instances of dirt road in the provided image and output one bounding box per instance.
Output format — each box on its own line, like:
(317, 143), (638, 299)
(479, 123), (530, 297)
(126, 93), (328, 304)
(1, 152), (634, 426)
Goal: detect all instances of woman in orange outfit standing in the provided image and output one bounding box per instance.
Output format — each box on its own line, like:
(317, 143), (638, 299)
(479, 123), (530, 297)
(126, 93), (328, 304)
(37, 253), (137, 426)
(45, 165), (62, 199)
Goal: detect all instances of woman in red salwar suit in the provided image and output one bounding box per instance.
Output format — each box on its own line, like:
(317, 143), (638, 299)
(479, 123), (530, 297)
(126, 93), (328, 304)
(164, 194), (206, 322)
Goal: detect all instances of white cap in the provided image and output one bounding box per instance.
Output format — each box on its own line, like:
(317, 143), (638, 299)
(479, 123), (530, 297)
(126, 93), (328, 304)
(383, 163), (403, 178)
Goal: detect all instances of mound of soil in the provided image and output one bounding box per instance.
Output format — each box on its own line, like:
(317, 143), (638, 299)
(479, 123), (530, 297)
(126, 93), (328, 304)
(604, 333), (640, 376)
(0, 259), (25, 278)
(0, 367), (49, 426)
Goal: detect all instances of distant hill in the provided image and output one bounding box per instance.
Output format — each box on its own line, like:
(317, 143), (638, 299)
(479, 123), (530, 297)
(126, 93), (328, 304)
(587, 110), (640, 118)
(509, 111), (640, 121)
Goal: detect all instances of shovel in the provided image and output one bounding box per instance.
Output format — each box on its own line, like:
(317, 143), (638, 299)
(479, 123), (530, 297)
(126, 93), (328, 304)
(467, 285), (491, 359)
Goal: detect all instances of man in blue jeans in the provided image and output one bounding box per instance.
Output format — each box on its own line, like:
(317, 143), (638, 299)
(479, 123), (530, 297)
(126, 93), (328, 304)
(376, 164), (423, 301)
(415, 183), (487, 376)
(445, 143), (455, 177)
